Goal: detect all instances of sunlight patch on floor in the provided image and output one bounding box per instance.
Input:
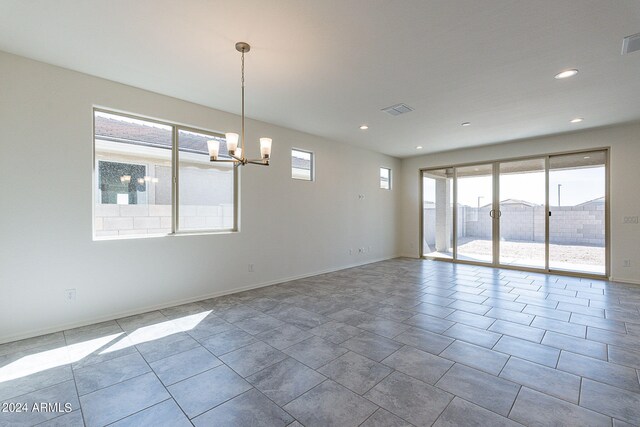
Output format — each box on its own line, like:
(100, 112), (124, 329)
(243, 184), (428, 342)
(0, 333), (123, 383)
(101, 311), (211, 353)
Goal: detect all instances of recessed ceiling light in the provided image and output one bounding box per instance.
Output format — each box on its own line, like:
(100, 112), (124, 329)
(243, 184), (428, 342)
(416, 146), (423, 150)
(584, 156), (591, 159)
(555, 69), (579, 79)
(570, 117), (584, 123)
(359, 125), (369, 130)
(461, 122), (471, 127)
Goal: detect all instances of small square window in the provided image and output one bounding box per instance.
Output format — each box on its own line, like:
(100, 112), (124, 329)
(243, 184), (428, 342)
(292, 149), (314, 181)
(380, 167), (391, 190)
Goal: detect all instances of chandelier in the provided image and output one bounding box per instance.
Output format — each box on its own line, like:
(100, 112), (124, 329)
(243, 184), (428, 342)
(207, 42), (272, 167)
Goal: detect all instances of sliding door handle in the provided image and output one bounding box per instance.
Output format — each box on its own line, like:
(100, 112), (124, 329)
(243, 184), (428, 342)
(489, 210), (502, 218)
(488, 209), (502, 219)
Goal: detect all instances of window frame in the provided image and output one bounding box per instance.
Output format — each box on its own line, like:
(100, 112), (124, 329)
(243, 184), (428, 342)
(380, 167), (392, 190)
(291, 148), (315, 182)
(92, 107), (238, 240)
(174, 124), (238, 235)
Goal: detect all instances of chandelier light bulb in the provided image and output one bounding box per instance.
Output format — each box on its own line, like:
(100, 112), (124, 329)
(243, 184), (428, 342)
(225, 133), (239, 154)
(207, 140), (220, 160)
(260, 138), (272, 159)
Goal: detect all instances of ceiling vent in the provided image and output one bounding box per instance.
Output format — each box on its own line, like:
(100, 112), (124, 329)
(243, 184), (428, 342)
(622, 33), (640, 55)
(381, 103), (414, 116)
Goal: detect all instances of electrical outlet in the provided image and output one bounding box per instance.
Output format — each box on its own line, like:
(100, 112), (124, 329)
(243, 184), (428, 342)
(248, 264), (254, 272)
(623, 260), (631, 268)
(623, 216), (639, 224)
(64, 289), (76, 301)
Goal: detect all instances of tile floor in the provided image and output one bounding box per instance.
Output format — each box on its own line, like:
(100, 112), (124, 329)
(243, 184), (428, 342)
(1, 258), (640, 426)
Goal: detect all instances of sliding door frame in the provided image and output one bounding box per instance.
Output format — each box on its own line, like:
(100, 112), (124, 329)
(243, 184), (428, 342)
(452, 167), (458, 260)
(545, 156), (551, 272)
(419, 147), (610, 279)
(493, 162), (500, 267)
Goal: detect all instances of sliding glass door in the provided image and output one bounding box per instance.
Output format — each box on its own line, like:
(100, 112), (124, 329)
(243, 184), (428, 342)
(549, 151), (606, 275)
(456, 164), (494, 264)
(422, 169), (454, 258)
(421, 149), (608, 277)
(498, 158), (546, 269)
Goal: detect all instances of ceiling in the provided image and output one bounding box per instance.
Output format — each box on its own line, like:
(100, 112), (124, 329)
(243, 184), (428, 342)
(1, 0), (639, 158)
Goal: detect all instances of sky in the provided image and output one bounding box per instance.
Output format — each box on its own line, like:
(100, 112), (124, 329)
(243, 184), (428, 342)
(425, 166), (605, 207)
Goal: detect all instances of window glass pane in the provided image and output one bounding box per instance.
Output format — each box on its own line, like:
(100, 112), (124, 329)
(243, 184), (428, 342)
(178, 130), (235, 231)
(380, 167), (391, 189)
(456, 164), (494, 263)
(499, 158), (546, 269)
(422, 168), (453, 258)
(94, 111), (172, 238)
(292, 149), (313, 181)
(549, 151), (606, 274)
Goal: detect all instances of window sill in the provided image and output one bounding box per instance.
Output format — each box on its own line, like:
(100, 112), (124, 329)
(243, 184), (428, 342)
(93, 229), (237, 241)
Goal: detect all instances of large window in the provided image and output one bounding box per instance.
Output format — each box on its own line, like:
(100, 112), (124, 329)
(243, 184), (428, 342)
(94, 110), (236, 239)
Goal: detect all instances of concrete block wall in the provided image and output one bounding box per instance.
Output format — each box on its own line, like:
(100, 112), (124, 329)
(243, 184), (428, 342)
(424, 202), (605, 247)
(462, 206), (493, 240)
(95, 203), (234, 237)
(548, 206), (605, 246)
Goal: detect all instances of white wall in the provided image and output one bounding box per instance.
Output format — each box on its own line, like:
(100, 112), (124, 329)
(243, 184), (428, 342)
(399, 123), (640, 284)
(0, 52), (402, 343)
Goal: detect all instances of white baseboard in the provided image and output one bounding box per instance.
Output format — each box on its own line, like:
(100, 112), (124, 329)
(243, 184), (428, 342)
(610, 276), (640, 285)
(399, 253), (420, 259)
(0, 256), (395, 345)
